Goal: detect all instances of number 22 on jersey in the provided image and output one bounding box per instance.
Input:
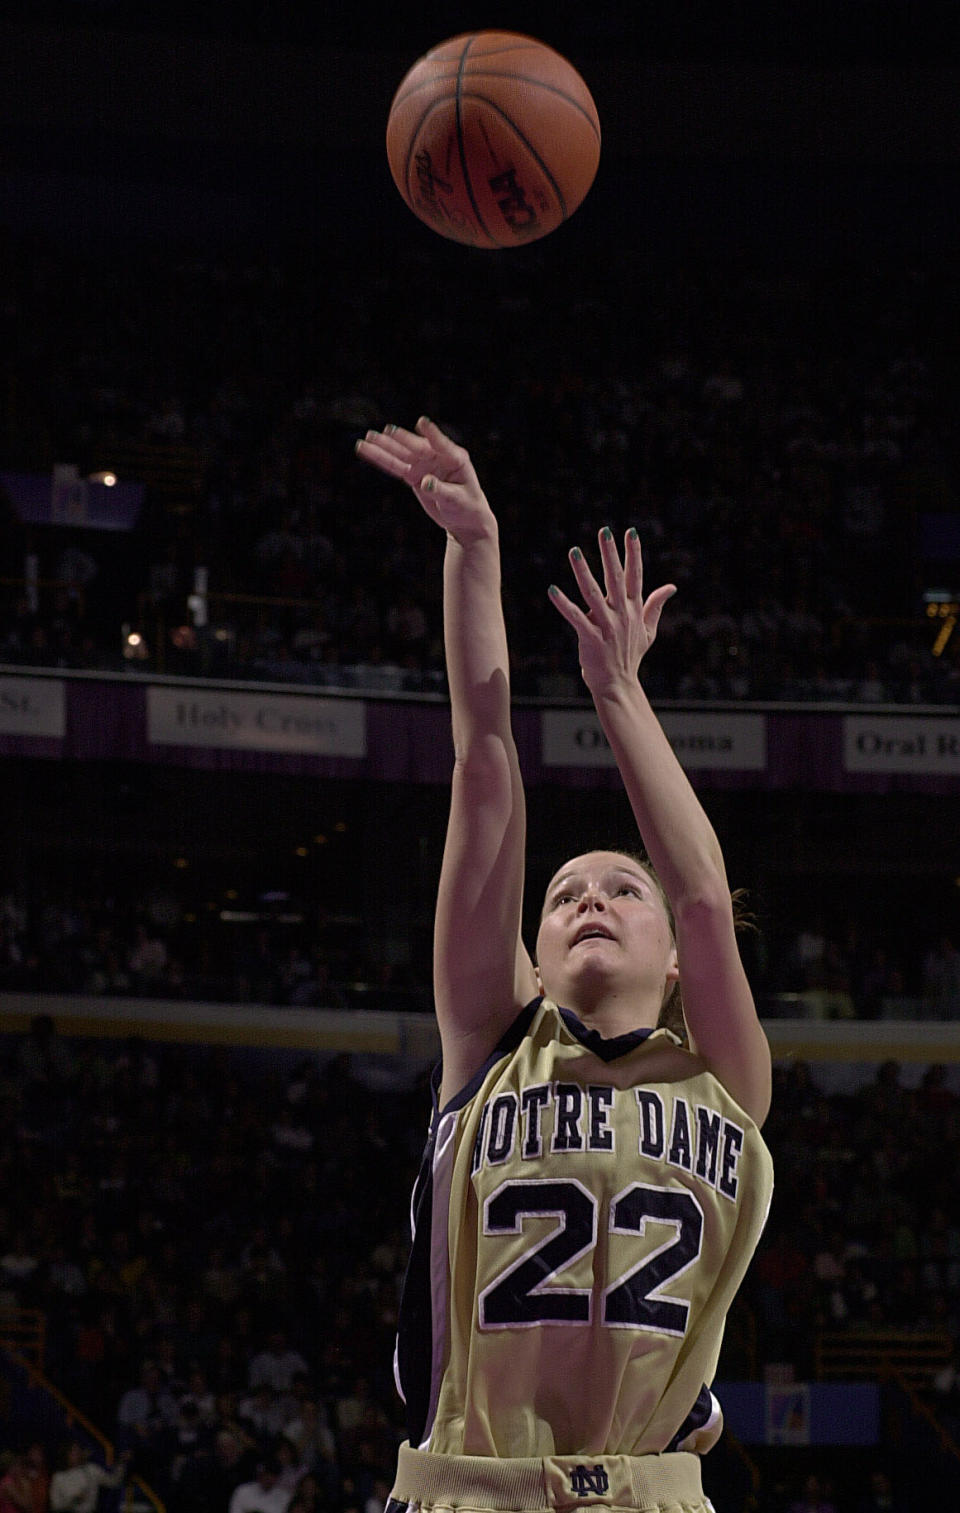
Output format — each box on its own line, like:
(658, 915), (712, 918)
(479, 1177), (704, 1337)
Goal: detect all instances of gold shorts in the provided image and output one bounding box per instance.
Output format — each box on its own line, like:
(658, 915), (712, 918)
(390, 1443), (714, 1513)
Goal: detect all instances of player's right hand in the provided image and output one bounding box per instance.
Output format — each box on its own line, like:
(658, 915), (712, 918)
(356, 416), (497, 545)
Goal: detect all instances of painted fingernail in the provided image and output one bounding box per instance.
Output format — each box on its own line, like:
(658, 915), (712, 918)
(384, 423), (397, 435)
(628, 527), (639, 540)
(422, 475), (436, 492)
(548, 584), (559, 597)
(570, 547), (582, 561)
(419, 416), (432, 427)
(354, 439), (363, 455)
(601, 526), (613, 541)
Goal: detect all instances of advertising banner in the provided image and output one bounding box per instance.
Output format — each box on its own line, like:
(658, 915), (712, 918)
(542, 710), (767, 771)
(0, 676), (66, 739)
(843, 716), (960, 775)
(147, 687), (366, 756)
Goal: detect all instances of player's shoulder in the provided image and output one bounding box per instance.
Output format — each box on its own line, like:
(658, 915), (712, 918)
(636, 1025), (709, 1080)
(636, 1029), (770, 1131)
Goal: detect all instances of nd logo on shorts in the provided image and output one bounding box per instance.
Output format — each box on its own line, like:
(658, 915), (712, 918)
(568, 1466), (610, 1501)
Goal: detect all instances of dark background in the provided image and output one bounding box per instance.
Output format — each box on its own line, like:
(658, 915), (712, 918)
(2, 0), (960, 258)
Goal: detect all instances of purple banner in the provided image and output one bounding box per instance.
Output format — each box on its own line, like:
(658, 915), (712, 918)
(1, 470), (144, 530)
(0, 671), (959, 793)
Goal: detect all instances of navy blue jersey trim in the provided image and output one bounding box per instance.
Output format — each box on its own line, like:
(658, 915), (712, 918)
(396, 1140), (436, 1447)
(666, 1381), (713, 1451)
(433, 999), (655, 1115)
(434, 997), (543, 1115)
(558, 1006), (654, 1061)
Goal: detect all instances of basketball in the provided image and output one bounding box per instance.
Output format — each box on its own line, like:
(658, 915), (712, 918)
(385, 32), (601, 249)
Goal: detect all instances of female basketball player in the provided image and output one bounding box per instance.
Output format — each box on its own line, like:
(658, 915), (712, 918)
(356, 417), (773, 1513)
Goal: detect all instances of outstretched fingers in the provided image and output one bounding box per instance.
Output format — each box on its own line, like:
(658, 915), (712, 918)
(354, 427), (418, 480)
(414, 415), (459, 453)
(623, 527), (643, 600)
(597, 527), (629, 609)
(546, 579), (595, 636)
(548, 531), (678, 661)
(560, 532), (633, 619)
(642, 581), (678, 640)
(565, 546), (611, 624)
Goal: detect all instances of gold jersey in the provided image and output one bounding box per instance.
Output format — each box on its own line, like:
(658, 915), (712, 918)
(394, 998), (773, 1460)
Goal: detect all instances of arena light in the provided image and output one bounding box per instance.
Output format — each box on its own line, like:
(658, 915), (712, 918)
(88, 470), (117, 486)
(121, 624), (149, 660)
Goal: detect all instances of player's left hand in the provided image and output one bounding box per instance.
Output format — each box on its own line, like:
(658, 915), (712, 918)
(547, 527), (676, 695)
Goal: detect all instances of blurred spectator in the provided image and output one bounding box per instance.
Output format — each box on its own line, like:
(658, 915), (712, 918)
(922, 936), (960, 1020)
(288, 1472), (325, 1513)
(275, 1438), (311, 1496)
(186, 1430), (259, 1513)
(229, 1455), (292, 1513)
(0, 1453), (32, 1513)
(16, 1013), (75, 1093)
(127, 922), (169, 992)
(0, 1229), (40, 1305)
(930, 1349), (960, 1441)
(155, 1399), (211, 1495)
(179, 1364), (219, 1427)
(283, 1397), (337, 1474)
(855, 1470), (905, 1513)
(237, 1384), (286, 1443)
(116, 1359), (178, 1470)
(48, 1442), (130, 1513)
(753, 1228), (811, 1364)
(365, 1474), (392, 1513)
(788, 1474), (839, 1513)
(0, 1446), (47, 1513)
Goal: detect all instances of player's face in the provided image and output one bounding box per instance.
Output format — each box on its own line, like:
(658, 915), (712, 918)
(535, 851), (679, 1017)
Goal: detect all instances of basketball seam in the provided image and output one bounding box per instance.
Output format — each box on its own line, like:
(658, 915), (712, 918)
(456, 35), (501, 248)
(463, 77), (600, 143)
(402, 95), (457, 219)
(463, 93), (570, 222)
(438, 42), (549, 59)
(393, 73), (600, 144)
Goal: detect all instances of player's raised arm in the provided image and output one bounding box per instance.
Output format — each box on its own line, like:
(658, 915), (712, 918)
(356, 418), (538, 1102)
(548, 527), (772, 1126)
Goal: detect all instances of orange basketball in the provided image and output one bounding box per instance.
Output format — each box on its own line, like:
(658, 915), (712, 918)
(386, 32), (601, 249)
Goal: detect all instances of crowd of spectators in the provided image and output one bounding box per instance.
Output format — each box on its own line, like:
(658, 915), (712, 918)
(0, 886), (428, 1015)
(0, 1025), (420, 1512)
(2, 882), (959, 1021)
(754, 1057), (960, 1361)
(777, 915), (960, 1021)
(1, 235), (959, 705)
(1, 1020), (956, 1510)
